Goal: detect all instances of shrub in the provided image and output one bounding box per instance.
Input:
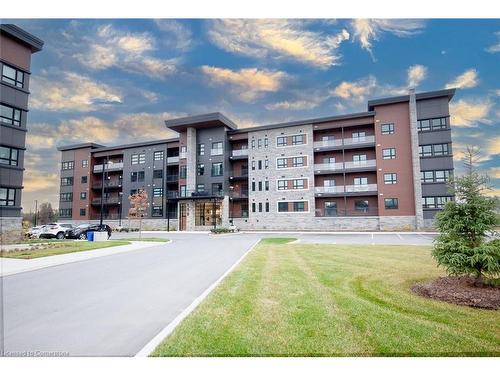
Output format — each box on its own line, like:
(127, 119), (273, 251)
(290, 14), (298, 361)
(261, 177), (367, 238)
(210, 227), (231, 234)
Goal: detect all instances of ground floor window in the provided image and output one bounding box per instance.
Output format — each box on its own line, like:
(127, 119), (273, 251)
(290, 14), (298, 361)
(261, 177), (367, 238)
(325, 201), (337, 216)
(195, 201), (222, 226)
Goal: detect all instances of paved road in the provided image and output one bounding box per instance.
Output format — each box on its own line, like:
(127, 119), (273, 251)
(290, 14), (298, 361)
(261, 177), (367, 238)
(2, 233), (260, 356)
(1, 231), (435, 357)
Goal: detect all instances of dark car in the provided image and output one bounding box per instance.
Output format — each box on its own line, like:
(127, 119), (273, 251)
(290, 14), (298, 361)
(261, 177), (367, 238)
(65, 223), (112, 240)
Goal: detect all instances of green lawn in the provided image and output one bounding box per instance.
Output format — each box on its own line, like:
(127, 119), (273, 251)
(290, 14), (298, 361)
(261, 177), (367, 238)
(152, 238), (500, 357)
(1, 240), (131, 259)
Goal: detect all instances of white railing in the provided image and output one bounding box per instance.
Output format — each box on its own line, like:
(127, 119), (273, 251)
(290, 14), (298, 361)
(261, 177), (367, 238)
(343, 135), (375, 146)
(167, 156), (179, 163)
(343, 159), (376, 169)
(93, 162), (124, 172)
(315, 186), (345, 194)
(232, 149), (249, 157)
(313, 139), (343, 148)
(179, 152), (187, 159)
(314, 162), (344, 171)
(345, 184), (378, 193)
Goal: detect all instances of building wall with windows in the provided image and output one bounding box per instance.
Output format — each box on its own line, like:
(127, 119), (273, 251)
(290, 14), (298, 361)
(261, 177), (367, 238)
(0, 25), (43, 234)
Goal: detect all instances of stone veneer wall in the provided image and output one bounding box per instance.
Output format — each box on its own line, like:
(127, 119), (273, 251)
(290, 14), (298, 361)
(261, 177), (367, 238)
(66, 219), (179, 231)
(0, 216), (23, 241)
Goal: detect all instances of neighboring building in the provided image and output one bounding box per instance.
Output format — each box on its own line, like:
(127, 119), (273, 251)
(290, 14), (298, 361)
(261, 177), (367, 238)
(0, 24), (43, 234)
(57, 89), (455, 231)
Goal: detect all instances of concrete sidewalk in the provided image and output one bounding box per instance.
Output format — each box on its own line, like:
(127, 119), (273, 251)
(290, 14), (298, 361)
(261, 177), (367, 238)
(0, 241), (168, 276)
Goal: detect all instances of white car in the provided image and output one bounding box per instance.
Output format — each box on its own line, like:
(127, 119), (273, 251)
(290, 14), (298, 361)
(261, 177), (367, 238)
(27, 225), (46, 239)
(39, 223), (76, 240)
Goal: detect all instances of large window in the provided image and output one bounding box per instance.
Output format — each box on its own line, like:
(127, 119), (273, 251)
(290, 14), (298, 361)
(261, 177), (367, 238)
(277, 201), (289, 212)
(277, 158), (287, 168)
(0, 146), (19, 166)
(153, 169), (163, 179)
(421, 170), (452, 183)
(417, 117), (448, 132)
(0, 187), (16, 206)
(277, 136), (287, 147)
(2, 64), (25, 87)
(277, 201), (308, 213)
(153, 151), (164, 161)
(352, 131), (366, 141)
(211, 142), (223, 156)
(61, 161), (74, 170)
(354, 200), (369, 213)
(381, 123), (395, 135)
(324, 202), (337, 217)
(211, 162), (223, 177)
(384, 198), (399, 209)
(353, 154), (367, 164)
(354, 177), (368, 185)
(291, 134), (306, 145)
(60, 193), (72, 202)
(0, 103), (21, 126)
(382, 148), (396, 160)
(195, 202), (222, 226)
(61, 177), (73, 186)
(292, 156), (305, 167)
(419, 144), (450, 157)
(383, 173), (397, 184)
(423, 196), (453, 209)
(59, 208), (72, 217)
(130, 171), (145, 182)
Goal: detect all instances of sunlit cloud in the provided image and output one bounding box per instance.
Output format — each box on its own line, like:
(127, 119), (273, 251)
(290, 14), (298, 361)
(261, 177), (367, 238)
(30, 72), (122, 112)
(485, 31), (500, 53)
(208, 19), (350, 69)
(329, 75), (377, 103)
(154, 19), (193, 51)
(450, 99), (493, 127)
(407, 64), (427, 88)
(23, 171), (59, 193)
(445, 69), (479, 89)
(201, 65), (287, 102)
(265, 98), (324, 111)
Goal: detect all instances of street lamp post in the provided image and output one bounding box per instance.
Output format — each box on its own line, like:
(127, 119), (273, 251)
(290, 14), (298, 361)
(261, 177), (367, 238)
(118, 191), (123, 227)
(229, 185), (234, 225)
(34, 199), (38, 226)
(99, 155), (109, 226)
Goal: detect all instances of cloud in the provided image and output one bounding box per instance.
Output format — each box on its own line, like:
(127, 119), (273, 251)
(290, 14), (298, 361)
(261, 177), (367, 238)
(74, 24), (176, 78)
(445, 69), (479, 89)
(207, 19), (350, 69)
(407, 64), (427, 88)
(265, 98), (324, 111)
(450, 99), (493, 127)
(23, 171), (59, 193)
(351, 19), (425, 56)
(154, 19), (192, 51)
(201, 65), (287, 102)
(486, 137), (500, 156)
(485, 31), (500, 53)
(30, 72), (122, 112)
(329, 75), (378, 103)
(489, 167), (500, 179)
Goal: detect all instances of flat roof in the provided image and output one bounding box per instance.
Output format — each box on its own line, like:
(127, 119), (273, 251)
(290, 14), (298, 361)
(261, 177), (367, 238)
(367, 88), (456, 111)
(57, 143), (104, 151)
(165, 112), (238, 132)
(90, 138), (179, 153)
(0, 24), (44, 53)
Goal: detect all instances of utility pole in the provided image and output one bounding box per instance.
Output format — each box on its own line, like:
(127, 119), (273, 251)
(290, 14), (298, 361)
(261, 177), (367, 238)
(34, 199), (38, 226)
(118, 191), (123, 226)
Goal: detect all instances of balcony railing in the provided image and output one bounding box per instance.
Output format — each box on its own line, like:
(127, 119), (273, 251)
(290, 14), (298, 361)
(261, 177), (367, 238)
(314, 160), (376, 172)
(91, 197), (121, 205)
(92, 180), (123, 189)
(166, 174), (179, 182)
(315, 184), (377, 195)
(229, 170), (249, 179)
(313, 136), (375, 149)
(231, 149), (249, 157)
(315, 186), (346, 194)
(179, 152), (187, 159)
(93, 162), (124, 173)
(231, 191), (249, 199)
(167, 156), (179, 163)
(345, 183), (378, 193)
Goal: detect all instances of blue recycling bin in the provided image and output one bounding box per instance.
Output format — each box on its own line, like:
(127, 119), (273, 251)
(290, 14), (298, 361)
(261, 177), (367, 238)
(87, 231), (94, 241)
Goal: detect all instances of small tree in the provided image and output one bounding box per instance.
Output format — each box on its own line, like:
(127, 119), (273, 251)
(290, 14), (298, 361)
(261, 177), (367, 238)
(432, 146), (500, 285)
(128, 189), (149, 239)
(38, 202), (57, 224)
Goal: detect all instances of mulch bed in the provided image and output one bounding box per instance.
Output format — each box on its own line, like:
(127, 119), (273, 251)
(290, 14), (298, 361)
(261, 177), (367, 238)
(412, 276), (500, 310)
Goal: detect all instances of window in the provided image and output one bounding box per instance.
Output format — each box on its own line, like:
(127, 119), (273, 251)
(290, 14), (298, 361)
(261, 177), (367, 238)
(354, 200), (369, 213)
(258, 181), (262, 191)
(423, 196), (453, 209)
(179, 166), (187, 179)
(265, 202), (269, 212)
(258, 139), (262, 148)
(0, 104), (21, 126)
(418, 117), (448, 131)
(130, 171), (145, 182)
(278, 201), (308, 212)
(2, 64), (24, 88)
(59, 208), (72, 217)
(258, 202), (262, 212)
(277, 136), (287, 147)
(277, 180), (287, 190)
(61, 161), (74, 170)
(139, 153), (146, 164)
(421, 171), (434, 183)
(293, 179), (305, 189)
(293, 201), (306, 211)
(252, 203), (256, 212)
(131, 153), (145, 164)
(0, 146), (19, 166)
(211, 142), (223, 156)
(277, 158), (287, 169)
(180, 185), (187, 197)
(418, 119), (431, 131)
(153, 188), (163, 197)
(277, 202), (289, 212)
(292, 134), (305, 145)
(251, 160), (256, 170)
(352, 131), (366, 141)
(381, 123), (394, 135)
(152, 206), (163, 217)
(197, 184), (205, 192)
(324, 179), (336, 187)
(82, 159), (88, 168)
(80, 192), (87, 199)
(211, 162), (223, 177)
(323, 156), (335, 164)
(153, 169), (163, 179)
(435, 170), (450, 182)
(264, 138), (269, 148)
(354, 177), (368, 185)
(419, 145), (433, 157)
(251, 140), (255, 149)
(265, 181), (269, 191)
(382, 148), (396, 160)
(292, 156), (305, 167)
(265, 159), (269, 169)
(324, 202), (337, 217)
(197, 143), (205, 156)
(421, 170), (451, 183)
(419, 144), (450, 157)
(258, 160), (262, 170)
(433, 143), (449, 156)
(0, 187), (16, 206)
(197, 163), (204, 176)
(252, 181), (256, 191)
(60, 193), (73, 202)
(353, 154), (367, 164)
(384, 173), (397, 184)
(61, 177), (73, 186)
(80, 208), (86, 216)
(154, 151), (164, 161)
(384, 198), (399, 210)
(212, 183), (223, 196)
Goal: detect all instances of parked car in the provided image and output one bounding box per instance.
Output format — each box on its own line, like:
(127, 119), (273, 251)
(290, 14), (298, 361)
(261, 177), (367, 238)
(39, 223), (77, 239)
(65, 224), (112, 240)
(27, 225), (46, 239)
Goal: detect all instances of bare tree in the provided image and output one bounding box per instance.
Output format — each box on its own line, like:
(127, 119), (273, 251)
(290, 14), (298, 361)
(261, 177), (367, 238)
(128, 189), (149, 239)
(38, 202), (57, 224)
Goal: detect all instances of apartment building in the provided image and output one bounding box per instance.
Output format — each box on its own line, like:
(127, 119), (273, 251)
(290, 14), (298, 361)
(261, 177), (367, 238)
(58, 89), (455, 231)
(0, 24), (43, 234)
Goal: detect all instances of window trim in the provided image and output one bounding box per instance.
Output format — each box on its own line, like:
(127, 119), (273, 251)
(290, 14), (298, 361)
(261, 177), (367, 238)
(276, 200), (310, 213)
(384, 198), (399, 210)
(275, 133), (307, 148)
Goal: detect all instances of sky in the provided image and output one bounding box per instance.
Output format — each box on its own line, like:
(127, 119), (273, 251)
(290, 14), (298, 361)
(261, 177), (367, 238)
(7, 19), (500, 211)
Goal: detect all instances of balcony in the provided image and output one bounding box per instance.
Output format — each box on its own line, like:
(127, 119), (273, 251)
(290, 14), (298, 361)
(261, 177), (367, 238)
(91, 197), (121, 205)
(92, 180), (123, 189)
(166, 174), (179, 183)
(313, 136), (376, 151)
(166, 191), (179, 199)
(315, 184), (377, 196)
(93, 162), (124, 173)
(167, 156), (179, 164)
(314, 160), (376, 174)
(230, 149), (249, 159)
(230, 191), (249, 199)
(229, 169), (249, 180)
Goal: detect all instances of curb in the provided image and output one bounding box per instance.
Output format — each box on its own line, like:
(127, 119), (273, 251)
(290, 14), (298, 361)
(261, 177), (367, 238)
(134, 238), (261, 357)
